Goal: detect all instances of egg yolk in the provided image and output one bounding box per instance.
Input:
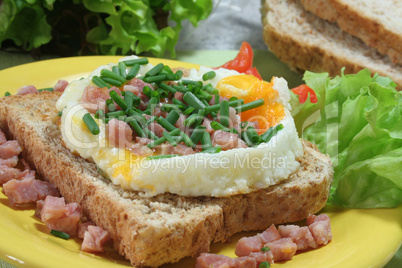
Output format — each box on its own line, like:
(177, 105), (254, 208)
(216, 75), (285, 133)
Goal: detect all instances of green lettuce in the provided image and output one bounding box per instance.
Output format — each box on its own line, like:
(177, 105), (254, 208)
(0, 0), (212, 57)
(291, 69), (402, 208)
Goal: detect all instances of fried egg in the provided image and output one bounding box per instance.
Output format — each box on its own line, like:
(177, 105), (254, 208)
(56, 56), (303, 197)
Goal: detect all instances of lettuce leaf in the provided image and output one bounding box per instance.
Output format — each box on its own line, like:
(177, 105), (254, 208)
(291, 69), (402, 208)
(0, 0), (213, 57)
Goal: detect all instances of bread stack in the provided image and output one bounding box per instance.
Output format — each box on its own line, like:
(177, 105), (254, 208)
(261, 0), (402, 89)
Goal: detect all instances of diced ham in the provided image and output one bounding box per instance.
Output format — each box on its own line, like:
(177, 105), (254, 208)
(174, 91), (184, 102)
(217, 107), (239, 129)
(135, 137), (153, 146)
(126, 78), (153, 108)
(202, 118), (215, 134)
(175, 114), (190, 136)
(196, 253), (235, 268)
(0, 129), (7, 144)
(78, 222), (95, 239)
(81, 100), (107, 114)
(152, 106), (168, 118)
(307, 214), (332, 245)
(2, 177), (60, 206)
(235, 235), (263, 257)
(127, 78), (154, 93)
(148, 122), (166, 138)
(35, 200), (44, 218)
(0, 140), (22, 159)
(209, 95), (229, 106)
(265, 237), (297, 262)
(278, 225), (317, 250)
(81, 225), (110, 253)
(233, 256), (257, 267)
(128, 143), (153, 156)
(16, 85), (38, 95)
(249, 251), (274, 265)
(82, 85), (108, 102)
(172, 144), (195, 156)
(54, 80), (69, 92)
(0, 167), (30, 185)
(0, 156), (19, 168)
(107, 119), (133, 148)
(211, 130), (246, 150)
(260, 224), (281, 244)
(41, 196), (81, 236)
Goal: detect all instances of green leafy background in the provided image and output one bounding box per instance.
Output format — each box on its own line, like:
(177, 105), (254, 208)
(0, 0), (212, 57)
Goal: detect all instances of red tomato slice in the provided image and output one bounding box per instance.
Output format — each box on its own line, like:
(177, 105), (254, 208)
(291, 84), (318, 103)
(216, 41), (253, 73)
(244, 67), (262, 80)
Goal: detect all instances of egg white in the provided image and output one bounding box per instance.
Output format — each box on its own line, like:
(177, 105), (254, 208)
(56, 56), (303, 197)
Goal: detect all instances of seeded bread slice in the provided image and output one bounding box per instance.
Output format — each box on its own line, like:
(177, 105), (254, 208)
(0, 91), (333, 267)
(261, 0), (402, 89)
(300, 0), (402, 65)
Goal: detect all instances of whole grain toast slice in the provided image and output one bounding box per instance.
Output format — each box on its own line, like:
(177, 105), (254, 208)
(300, 0), (402, 65)
(261, 0), (402, 89)
(0, 91), (333, 267)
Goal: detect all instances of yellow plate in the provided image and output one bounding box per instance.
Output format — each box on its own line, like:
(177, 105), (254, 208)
(0, 57), (401, 268)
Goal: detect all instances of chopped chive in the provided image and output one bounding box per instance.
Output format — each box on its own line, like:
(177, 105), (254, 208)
(214, 94), (220, 105)
(184, 113), (198, 127)
(124, 91), (140, 110)
(128, 119), (146, 137)
(172, 98), (188, 110)
(229, 127), (239, 134)
(171, 135), (183, 143)
(163, 131), (177, 147)
(161, 103), (179, 113)
(260, 124), (284, 143)
(259, 261), (270, 268)
(240, 121), (249, 129)
(157, 88), (168, 99)
(190, 126), (206, 145)
(101, 77), (122, 88)
(83, 113), (100, 135)
(106, 110), (125, 118)
(219, 100), (230, 127)
(4, 92), (11, 96)
(124, 57), (149, 66)
(246, 126), (260, 144)
(261, 247), (270, 252)
(195, 109), (205, 126)
(198, 90), (212, 102)
(201, 131), (213, 150)
(182, 80), (202, 86)
(202, 71), (216, 81)
(143, 128), (159, 140)
(145, 63), (164, 77)
(92, 75), (110, 88)
(38, 87), (54, 92)
(146, 154), (179, 160)
(118, 62), (127, 79)
(165, 110), (180, 125)
(126, 64), (140, 80)
(143, 74), (167, 83)
(163, 65), (173, 74)
(181, 132), (194, 147)
(57, 109), (64, 117)
(174, 70), (183, 80)
(183, 107), (195, 115)
(143, 86), (153, 98)
(158, 82), (177, 94)
(172, 84), (188, 93)
(50, 229), (70, 240)
(112, 66), (120, 75)
(203, 84), (219, 95)
(109, 90), (128, 110)
(147, 97), (159, 112)
(183, 92), (206, 110)
(204, 99), (244, 114)
(201, 146), (222, 154)
(101, 69), (126, 83)
(210, 121), (230, 132)
(234, 99), (265, 113)
(157, 117), (177, 132)
(145, 116), (158, 126)
(106, 99), (116, 112)
(147, 136), (166, 148)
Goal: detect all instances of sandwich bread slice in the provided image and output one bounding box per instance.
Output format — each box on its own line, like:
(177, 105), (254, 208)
(0, 90), (333, 267)
(261, 0), (402, 89)
(300, 0), (402, 65)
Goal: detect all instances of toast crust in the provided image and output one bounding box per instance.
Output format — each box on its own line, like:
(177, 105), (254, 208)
(0, 92), (333, 267)
(300, 0), (402, 65)
(262, 0), (402, 90)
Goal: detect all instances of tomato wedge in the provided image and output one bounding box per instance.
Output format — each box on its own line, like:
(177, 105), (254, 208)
(291, 84), (318, 103)
(215, 41), (262, 80)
